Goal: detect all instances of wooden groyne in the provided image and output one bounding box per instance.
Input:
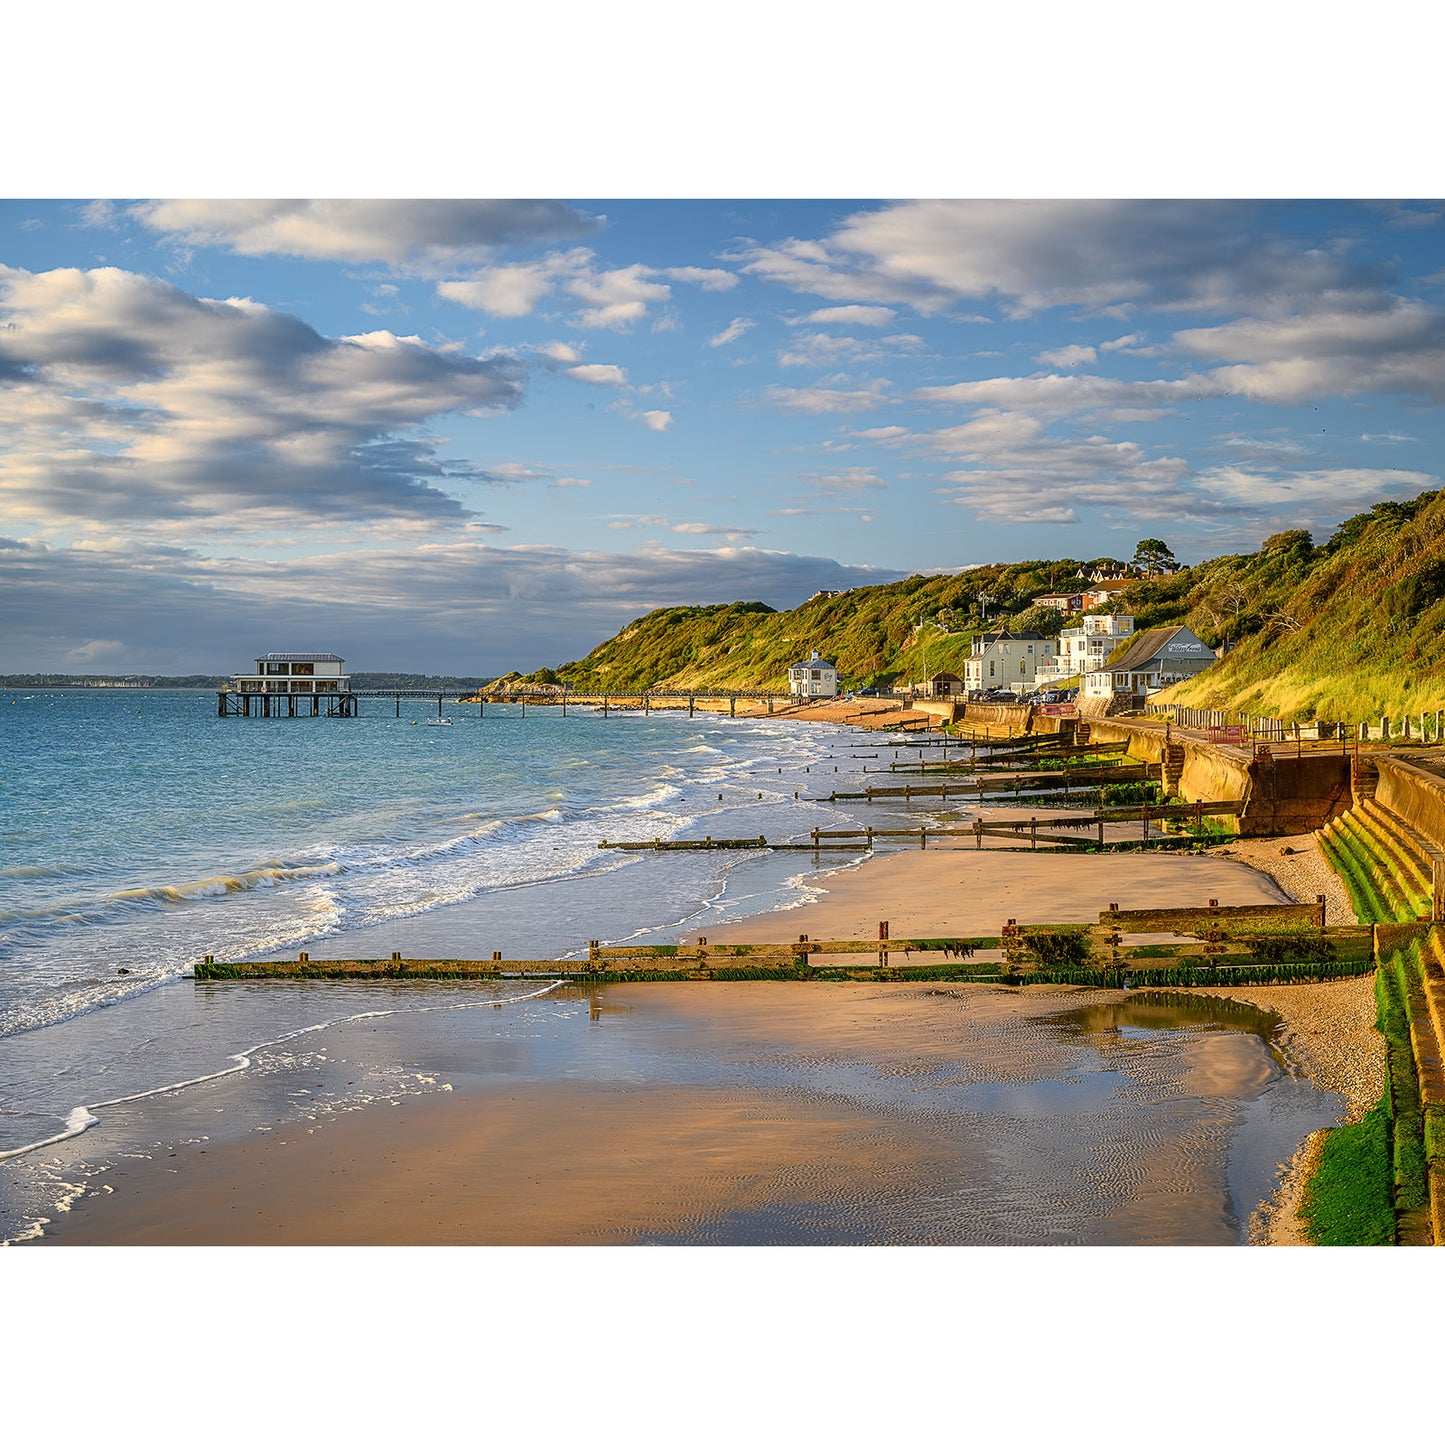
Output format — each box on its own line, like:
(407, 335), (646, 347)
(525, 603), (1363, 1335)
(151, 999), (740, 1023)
(194, 900), (1382, 984)
(596, 800), (1245, 855)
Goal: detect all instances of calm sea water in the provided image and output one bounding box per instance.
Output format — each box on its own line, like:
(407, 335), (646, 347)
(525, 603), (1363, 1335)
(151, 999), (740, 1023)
(0, 690), (1345, 1245)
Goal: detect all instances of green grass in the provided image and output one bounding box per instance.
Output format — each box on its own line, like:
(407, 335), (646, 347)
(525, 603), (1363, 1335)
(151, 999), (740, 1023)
(1298, 1093), (1397, 1245)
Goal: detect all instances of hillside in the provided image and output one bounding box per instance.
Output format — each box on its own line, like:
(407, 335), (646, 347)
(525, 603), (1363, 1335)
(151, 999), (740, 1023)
(1153, 491), (1445, 721)
(534, 490), (1445, 724)
(542, 559), (1124, 694)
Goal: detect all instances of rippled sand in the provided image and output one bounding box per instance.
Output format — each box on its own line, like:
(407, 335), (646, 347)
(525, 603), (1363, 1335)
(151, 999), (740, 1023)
(35, 982), (1341, 1246)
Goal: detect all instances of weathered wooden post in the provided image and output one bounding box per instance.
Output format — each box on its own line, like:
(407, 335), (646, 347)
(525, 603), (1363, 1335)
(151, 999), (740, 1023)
(1317, 893), (1327, 929)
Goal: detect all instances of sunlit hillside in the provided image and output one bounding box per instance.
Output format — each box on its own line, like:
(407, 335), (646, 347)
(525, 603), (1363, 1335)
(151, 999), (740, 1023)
(527, 492), (1445, 724)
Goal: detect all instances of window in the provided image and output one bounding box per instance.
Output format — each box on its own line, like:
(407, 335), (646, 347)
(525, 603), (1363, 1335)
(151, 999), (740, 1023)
(292, 662), (314, 676)
(263, 661), (289, 675)
(989, 661), (995, 678)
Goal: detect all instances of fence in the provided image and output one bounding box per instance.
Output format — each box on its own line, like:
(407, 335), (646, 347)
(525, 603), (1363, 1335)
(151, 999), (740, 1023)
(1146, 702), (1443, 743)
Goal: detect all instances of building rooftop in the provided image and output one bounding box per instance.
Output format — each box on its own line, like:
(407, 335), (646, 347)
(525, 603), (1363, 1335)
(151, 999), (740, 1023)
(1100, 626), (1209, 673)
(254, 652), (346, 663)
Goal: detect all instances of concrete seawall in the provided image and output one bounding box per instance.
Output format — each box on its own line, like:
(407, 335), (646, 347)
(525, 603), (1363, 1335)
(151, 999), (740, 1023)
(1374, 757), (1445, 852)
(957, 702), (1353, 837)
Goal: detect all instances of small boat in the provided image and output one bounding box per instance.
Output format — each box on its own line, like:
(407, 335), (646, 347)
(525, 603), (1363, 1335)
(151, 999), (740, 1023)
(424, 717), (453, 726)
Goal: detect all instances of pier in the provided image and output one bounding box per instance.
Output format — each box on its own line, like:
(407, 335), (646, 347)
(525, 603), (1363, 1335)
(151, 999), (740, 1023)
(217, 675), (800, 721)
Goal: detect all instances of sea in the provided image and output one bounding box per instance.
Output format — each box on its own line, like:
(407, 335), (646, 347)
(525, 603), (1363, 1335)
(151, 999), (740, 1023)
(0, 688), (1346, 1245)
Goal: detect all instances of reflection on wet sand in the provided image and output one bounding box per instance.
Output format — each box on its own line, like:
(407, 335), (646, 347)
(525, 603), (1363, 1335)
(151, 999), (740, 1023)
(35, 983), (1346, 1247)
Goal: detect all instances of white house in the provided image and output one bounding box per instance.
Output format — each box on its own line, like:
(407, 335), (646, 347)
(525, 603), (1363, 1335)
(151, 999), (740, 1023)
(1081, 578), (1133, 610)
(962, 629), (1055, 695)
(1038, 613), (1136, 683)
(231, 651), (351, 695)
(787, 649), (840, 698)
(1081, 626), (1215, 706)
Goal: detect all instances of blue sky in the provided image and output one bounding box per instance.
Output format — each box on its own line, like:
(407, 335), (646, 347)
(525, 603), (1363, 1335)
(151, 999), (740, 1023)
(3, 196), (1444, 675)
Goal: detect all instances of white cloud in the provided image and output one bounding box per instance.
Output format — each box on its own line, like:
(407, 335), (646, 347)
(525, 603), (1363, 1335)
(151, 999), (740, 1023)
(778, 331), (927, 368)
(0, 265), (525, 536)
(1172, 301), (1445, 403)
(128, 199), (599, 270)
(565, 264), (671, 330)
(760, 380), (892, 414)
(796, 305), (897, 327)
(532, 340), (582, 365)
(913, 373), (1208, 417)
(566, 363), (628, 386)
(707, 317), (755, 347)
(806, 468), (887, 493)
(437, 260), (571, 317)
(1196, 466), (1435, 507)
(639, 410), (673, 431)
(65, 638), (125, 664)
(664, 267), (738, 291)
(1034, 344), (1096, 368)
(925, 409), (1203, 527)
(551, 476), (591, 488)
(736, 200), (1389, 319)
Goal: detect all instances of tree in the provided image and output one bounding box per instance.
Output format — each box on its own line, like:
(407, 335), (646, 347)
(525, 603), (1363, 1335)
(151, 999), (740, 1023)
(1132, 538), (1178, 576)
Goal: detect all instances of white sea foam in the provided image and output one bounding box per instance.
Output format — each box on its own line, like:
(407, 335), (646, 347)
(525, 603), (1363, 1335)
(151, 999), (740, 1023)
(0, 980), (565, 1169)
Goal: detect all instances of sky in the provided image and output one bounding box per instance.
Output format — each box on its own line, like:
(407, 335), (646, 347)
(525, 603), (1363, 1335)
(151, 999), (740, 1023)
(3, 196), (1444, 675)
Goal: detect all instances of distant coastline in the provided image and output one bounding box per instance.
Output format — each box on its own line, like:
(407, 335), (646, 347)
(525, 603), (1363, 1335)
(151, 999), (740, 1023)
(1, 672), (497, 691)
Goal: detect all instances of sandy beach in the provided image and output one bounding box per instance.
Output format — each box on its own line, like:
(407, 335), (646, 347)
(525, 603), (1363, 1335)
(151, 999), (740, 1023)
(30, 812), (1374, 1247)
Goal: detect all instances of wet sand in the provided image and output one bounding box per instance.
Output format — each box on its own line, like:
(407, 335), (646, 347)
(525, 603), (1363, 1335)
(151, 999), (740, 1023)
(34, 981), (1306, 1247)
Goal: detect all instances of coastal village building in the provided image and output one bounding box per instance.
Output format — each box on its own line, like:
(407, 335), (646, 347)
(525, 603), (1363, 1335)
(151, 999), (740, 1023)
(919, 672), (964, 699)
(1081, 579), (1134, 609)
(1032, 592), (1085, 615)
(231, 651), (351, 694)
(1039, 613), (1136, 684)
(787, 649), (840, 699)
(1081, 626), (1215, 707)
(962, 629), (1054, 695)
(220, 652), (356, 717)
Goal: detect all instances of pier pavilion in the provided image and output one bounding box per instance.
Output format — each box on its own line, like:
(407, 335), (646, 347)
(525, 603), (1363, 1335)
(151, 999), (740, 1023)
(218, 652), (358, 717)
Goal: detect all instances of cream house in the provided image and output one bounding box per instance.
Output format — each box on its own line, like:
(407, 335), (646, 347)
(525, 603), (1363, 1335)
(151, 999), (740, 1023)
(962, 629), (1054, 695)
